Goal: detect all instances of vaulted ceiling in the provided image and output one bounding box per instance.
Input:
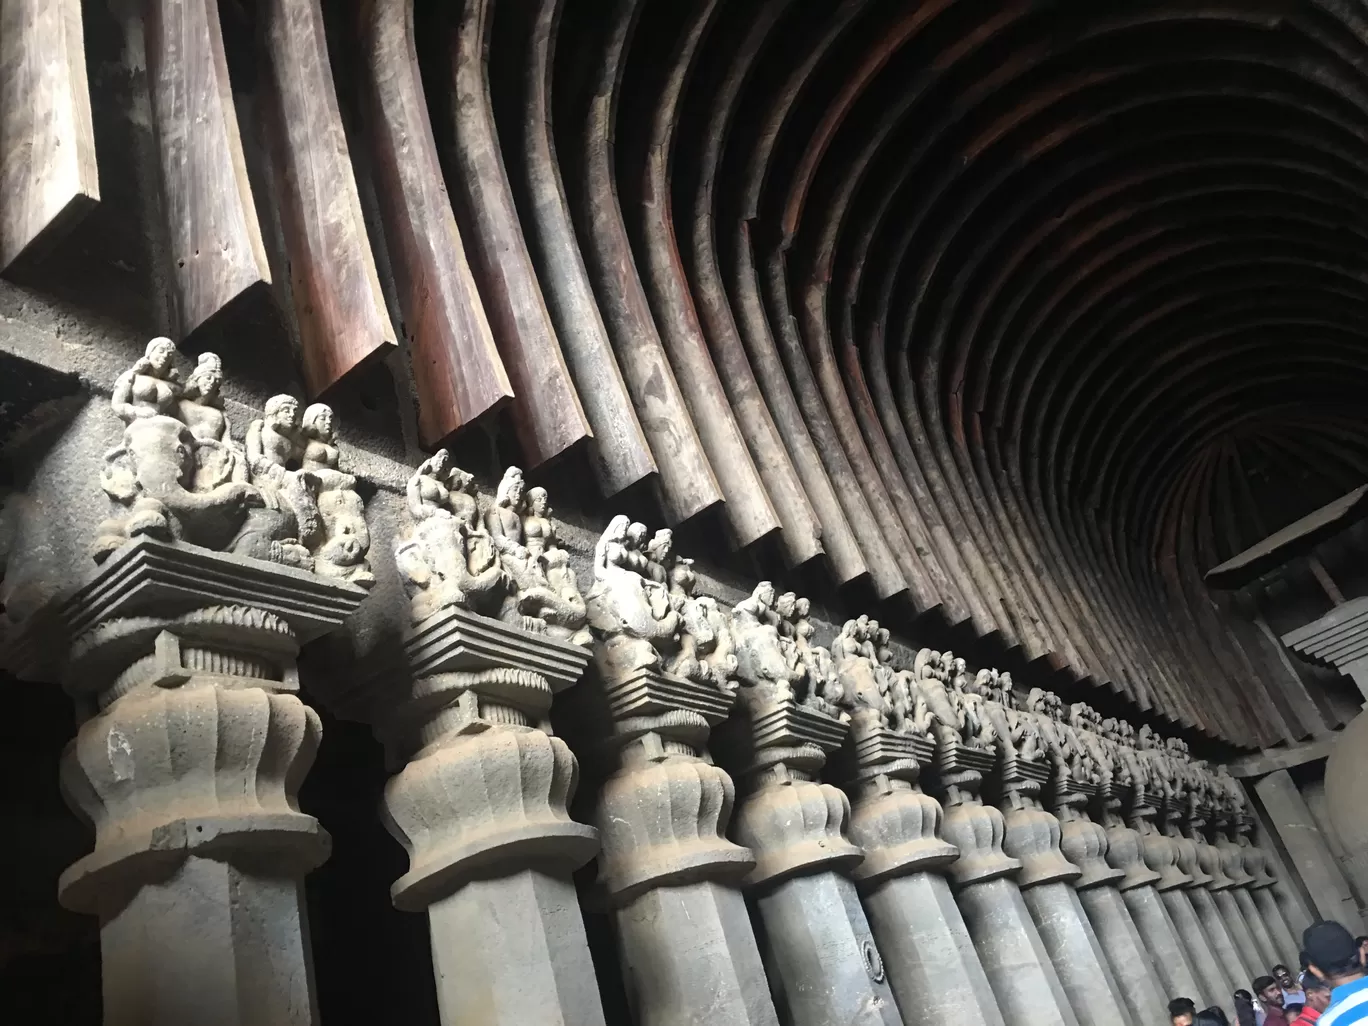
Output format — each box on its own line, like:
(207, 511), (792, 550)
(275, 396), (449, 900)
(531, 0), (1368, 747)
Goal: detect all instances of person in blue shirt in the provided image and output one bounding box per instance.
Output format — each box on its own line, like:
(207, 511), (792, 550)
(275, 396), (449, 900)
(1305, 921), (1368, 1026)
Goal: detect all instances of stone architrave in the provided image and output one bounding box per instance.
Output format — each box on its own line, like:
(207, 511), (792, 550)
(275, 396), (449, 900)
(914, 654), (1080, 1026)
(347, 455), (606, 1026)
(1037, 698), (1169, 1026)
(720, 592), (902, 1026)
(566, 518), (780, 1026)
(16, 343), (376, 1026)
(1099, 721), (1206, 1005)
(970, 676), (1133, 1026)
(824, 645), (1008, 1026)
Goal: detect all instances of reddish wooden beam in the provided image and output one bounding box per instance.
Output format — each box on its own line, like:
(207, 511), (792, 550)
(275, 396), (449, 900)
(508, 0), (656, 494)
(0, 0), (98, 272)
(144, 0), (270, 338)
(260, 0), (396, 396)
(445, 0), (590, 468)
(360, 0), (512, 447)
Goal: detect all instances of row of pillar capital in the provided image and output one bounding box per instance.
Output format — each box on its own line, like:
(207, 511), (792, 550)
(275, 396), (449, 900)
(4, 339), (1307, 1026)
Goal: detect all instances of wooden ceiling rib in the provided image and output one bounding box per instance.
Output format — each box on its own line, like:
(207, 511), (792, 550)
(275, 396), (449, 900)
(9, 0), (1368, 746)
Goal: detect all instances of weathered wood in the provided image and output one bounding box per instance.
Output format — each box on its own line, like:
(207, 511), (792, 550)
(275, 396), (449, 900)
(360, 0), (512, 447)
(626, 0), (780, 550)
(0, 0), (98, 272)
(567, 0), (722, 524)
(143, 0), (269, 337)
(446, 0), (590, 468)
(505, 0), (656, 494)
(260, 0), (396, 396)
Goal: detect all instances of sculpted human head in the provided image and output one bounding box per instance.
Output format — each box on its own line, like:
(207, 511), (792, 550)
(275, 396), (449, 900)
(794, 596), (810, 619)
(525, 486), (549, 517)
(265, 394), (301, 429)
(497, 467), (524, 507)
(646, 528), (672, 564)
(184, 352), (222, 399)
(303, 403), (334, 441)
(627, 521), (649, 549)
(146, 336), (176, 374)
(755, 581), (776, 608)
(774, 591), (796, 620)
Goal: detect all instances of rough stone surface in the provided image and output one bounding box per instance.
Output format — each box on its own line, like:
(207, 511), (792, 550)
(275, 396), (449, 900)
(1078, 885), (1170, 1026)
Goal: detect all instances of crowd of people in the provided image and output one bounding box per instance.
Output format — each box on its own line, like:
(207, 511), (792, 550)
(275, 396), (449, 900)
(1169, 922), (1368, 1026)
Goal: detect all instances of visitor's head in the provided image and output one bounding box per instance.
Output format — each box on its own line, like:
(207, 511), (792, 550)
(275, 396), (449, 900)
(1357, 934), (1368, 968)
(1169, 996), (1197, 1026)
(1305, 920), (1367, 986)
(1254, 976), (1283, 1008)
(1303, 973), (1333, 1013)
(1273, 964), (1295, 990)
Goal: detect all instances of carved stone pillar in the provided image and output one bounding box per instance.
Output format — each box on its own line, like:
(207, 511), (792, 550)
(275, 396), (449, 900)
(845, 730), (1005, 1026)
(825, 651), (1006, 1026)
(353, 608), (605, 1026)
(932, 732), (1080, 1026)
(568, 520), (779, 1026)
(1107, 793), (1205, 1003)
(1167, 815), (1237, 1006)
(11, 348), (379, 1026)
(356, 458), (618, 1026)
(993, 717), (1133, 1026)
(53, 539), (368, 1026)
(1055, 782), (1169, 1025)
(1191, 823), (1258, 988)
(1214, 823), (1277, 978)
(1242, 836), (1302, 968)
(721, 602), (902, 1026)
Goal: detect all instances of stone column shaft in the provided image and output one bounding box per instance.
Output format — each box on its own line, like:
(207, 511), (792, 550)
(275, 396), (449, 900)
(842, 725), (1004, 1026)
(365, 607), (607, 1026)
(101, 861), (317, 1026)
(957, 875), (1080, 1026)
(1078, 884), (1170, 1026)
(1216, 888), (1268, 981)
(44, 540), (370, 1026)
(753, 871), (900, 1025)
(1235, 887), (1283, 970)
(862, 870), (1006, 1026)
(1253, 885), (1301, 969)
(1123, 885), (1204, 999)
(616, 879), (774, 1026)
(426, 869), (603, 1025)
(1191, 886), (1254, 991)
(1001, 784), (1132, 1026)
(1255, 770), (1365, 931)
(1163, 888), (1233, 1007)
(1056, 790), (1167, 1026)
(725, 681), (902, 1026)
